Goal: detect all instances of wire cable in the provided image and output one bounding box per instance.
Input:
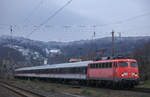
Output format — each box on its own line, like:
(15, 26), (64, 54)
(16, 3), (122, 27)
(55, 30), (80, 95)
(26, 0), (73, 37)
(99, 12), (150, 27)
(23, 0), (44, 24)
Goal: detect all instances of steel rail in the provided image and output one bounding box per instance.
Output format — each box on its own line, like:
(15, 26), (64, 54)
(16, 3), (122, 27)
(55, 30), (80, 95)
(0, 81), (46, 97)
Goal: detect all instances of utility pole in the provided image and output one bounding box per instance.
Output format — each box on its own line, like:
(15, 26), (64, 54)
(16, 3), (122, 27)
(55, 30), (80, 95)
(118, 32), (121, 56)
(91, 25), (96, 60)
(112, 30), (115, 57)
(10, 25), (13, 48)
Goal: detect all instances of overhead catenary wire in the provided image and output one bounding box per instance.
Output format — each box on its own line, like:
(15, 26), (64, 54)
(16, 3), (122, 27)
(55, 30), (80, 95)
(23, 0), (44, 24)
(1, 9), (150, 38)
(2, 11), (150, 30)
(26, 0), (73, 37)
(99, 12), (150, 27)
(26, 11), (150, 37)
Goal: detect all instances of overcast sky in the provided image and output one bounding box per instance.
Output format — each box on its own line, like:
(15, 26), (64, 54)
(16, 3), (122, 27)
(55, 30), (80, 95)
(0, 0), (150, 42)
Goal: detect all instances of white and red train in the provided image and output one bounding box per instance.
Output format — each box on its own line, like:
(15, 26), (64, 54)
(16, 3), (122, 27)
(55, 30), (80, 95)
(15, 57), (140, 88)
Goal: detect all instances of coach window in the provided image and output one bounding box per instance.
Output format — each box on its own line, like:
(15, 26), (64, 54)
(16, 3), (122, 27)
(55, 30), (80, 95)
(57, 68), (59, 74)
(22, 70), (24, 73)
(104, 63), (107, 68)
(41, 69), (44, 74)
(44, 69), (47, 73)
(48, 69), (50, 73)
(33, 70), (35, 73)
(92, 64), (95, 68)
(32, 70), (34, 73)
(60, 68), (62, 73)
(90, 64), (92, 68)
(64, 68), (67, 74)
(30, 70), (33, 73)
(98, 63), (101, 68)
(82, 67), (85, 74)
(71, 68), (74, 74)
(105, 63), (108, 68)
(79, 68), (82, 74)
(39, 69), (42, 73)
(101, 63), (103, 68)
(68, 68), (70, 73)
(101, 63), (104, 68)
(94, 64), (97, 68)
(90, 64), (93, 68)
(42, 69), (45, 74)
(54, 69), (57, 74)
(59, 68), (61, 73)
(80, 67), (83, 73)
(84, 67), (87, 74)
(63, 68), (66, 74)
(48, 69), (51, 73)
(50, 69), (52, 73)
(45, 69), (48, 73)
(90, 64), (95, 68)
(79, 67), (82, 74)
(35, 70), (38, 73)
(96, 64), (98, 68)
(103, 63), (106, 68)
(78, 68), (81, 74)
(55, 69), (57, 73)
(37, 70), (40, 73)
(67, 68), (70, 74)
(51, 69), (53, 73)
(92, 64), (94, 68)
(109, 62), (112, 68)
(71, 68), (73, 74)
(83, 68), (85, 74)
(75, 68), (78, 73)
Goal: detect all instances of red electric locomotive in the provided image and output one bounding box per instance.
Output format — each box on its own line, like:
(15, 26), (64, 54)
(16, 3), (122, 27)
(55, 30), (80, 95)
(87, 57), (139, 88)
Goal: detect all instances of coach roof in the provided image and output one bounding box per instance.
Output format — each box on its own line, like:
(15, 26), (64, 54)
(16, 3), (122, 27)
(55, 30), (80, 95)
(15, 61), (92, 71)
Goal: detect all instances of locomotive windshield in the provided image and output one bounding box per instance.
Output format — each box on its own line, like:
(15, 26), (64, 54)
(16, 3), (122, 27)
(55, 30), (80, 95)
(130, 62), (137, 67)
(118, 62), (128, 67)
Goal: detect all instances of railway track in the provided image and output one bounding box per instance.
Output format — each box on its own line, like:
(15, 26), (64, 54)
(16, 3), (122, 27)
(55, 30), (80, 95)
(70, 83), (150, 94)
(0, 81), (46, 97)
(130, 88), (150, 94)
(0, 80), (149, 97)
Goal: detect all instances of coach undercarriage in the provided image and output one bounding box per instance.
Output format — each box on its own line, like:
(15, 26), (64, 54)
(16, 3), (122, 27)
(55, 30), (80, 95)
(15, 75), (139, 89)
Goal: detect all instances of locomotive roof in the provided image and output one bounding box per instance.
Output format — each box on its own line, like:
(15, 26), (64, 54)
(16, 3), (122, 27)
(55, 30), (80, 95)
(15, 61), (92, 71)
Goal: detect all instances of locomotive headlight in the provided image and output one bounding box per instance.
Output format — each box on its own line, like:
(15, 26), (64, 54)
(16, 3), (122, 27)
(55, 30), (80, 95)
(131, 73), (137, 76)
(121, 73), (128, 76)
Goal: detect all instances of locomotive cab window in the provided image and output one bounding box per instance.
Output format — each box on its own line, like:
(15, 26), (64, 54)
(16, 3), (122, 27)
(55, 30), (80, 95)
(119, 62), (128, 67)
(130, 62), (137, 67)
